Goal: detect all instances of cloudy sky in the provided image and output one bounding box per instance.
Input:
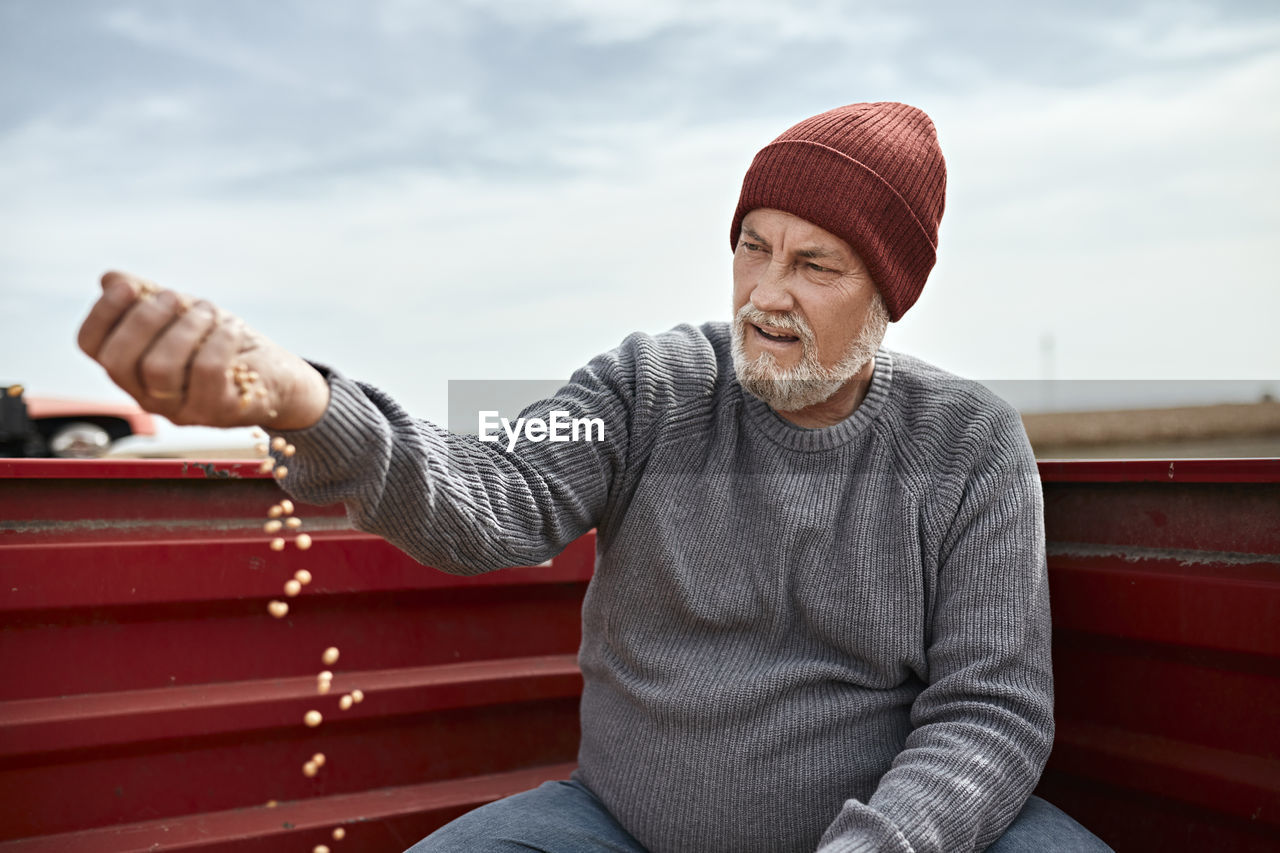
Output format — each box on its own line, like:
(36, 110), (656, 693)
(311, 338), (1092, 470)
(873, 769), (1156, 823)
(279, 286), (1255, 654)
(2, 0), (1277, 444)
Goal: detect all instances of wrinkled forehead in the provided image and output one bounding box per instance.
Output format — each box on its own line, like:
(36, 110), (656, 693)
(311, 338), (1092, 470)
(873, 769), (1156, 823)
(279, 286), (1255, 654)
(739, 208), (862, 263)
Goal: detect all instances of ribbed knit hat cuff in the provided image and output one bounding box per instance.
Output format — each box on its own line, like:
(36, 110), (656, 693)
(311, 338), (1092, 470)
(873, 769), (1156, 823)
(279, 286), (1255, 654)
(730, 140), (938, 322)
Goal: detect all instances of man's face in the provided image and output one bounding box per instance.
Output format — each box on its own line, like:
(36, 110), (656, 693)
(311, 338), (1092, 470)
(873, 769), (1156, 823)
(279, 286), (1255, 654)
(731, 208), (885, 413)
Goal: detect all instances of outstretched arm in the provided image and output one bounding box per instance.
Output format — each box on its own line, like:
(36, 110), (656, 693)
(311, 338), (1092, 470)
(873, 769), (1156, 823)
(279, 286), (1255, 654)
(78, 270), (634, 572)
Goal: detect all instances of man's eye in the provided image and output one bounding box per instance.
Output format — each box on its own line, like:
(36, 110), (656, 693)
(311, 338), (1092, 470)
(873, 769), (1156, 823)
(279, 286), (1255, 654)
(741, 241), (765, 252)
(806, 262), (832, 273)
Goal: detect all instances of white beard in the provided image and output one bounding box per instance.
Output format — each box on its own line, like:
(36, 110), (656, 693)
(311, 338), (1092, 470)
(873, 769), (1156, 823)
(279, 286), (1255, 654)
(730, 296), (888, 413)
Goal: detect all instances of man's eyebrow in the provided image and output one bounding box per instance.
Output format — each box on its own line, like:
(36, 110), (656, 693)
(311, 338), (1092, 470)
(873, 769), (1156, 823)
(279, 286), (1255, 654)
(741, 226), (844, 262)
(795, 246), (841, 261)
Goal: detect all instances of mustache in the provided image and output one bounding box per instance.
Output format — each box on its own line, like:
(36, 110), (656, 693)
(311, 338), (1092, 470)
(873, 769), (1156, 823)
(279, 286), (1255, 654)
(734, 304), (815, 346)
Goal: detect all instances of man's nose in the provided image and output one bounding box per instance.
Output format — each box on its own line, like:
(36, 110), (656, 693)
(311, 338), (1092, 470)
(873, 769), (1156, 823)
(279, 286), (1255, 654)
(750, 261), (796, 313)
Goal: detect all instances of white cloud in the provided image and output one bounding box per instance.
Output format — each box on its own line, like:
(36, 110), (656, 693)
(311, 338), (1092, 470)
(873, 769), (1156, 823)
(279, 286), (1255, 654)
(2, 0), (1277, 451)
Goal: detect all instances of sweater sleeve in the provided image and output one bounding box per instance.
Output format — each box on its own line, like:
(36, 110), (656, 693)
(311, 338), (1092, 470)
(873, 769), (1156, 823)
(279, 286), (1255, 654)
(816, 409), (1055, 853)
(266, 340), (640, 575)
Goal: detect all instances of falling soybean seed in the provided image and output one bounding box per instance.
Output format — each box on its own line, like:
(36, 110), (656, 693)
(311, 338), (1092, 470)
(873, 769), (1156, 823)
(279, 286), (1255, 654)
(270, 537), (285, 552)
(296, 533), (312, 550)
(312, 752), (326, 767)
(284, 579), (302, 597)
(351, 689), (364, 704)
(284, 443), (296, 457)
(304, 710), (322, 727)
(273, 466), (288, 480)
(302, 760), (318, 778)
(285, 517), (302, 530)
(332, 827), (345, 841)
(314, 846), (331, 853)
(339, 694), (353, 711)
(268, 504), (283, 518)
(295, 569), (312, 585)
(258, 459), (275, 474)
(268, 600), (289, 618)
(264, 519), (283, 534)
(271, 436), (286, 452)
(322, 647), (339, 665)
(280, 499), (295, 515)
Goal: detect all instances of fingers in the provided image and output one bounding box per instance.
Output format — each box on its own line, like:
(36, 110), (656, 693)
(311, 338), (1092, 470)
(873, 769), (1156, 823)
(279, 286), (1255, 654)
(78, 271), (149, 360)
(95, 287), (190, 406)
(137, 300), (218, 401)
(174, 311), (245, 425)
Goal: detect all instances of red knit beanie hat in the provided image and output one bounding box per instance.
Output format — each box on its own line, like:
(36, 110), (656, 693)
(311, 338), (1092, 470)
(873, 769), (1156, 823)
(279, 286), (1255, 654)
(730, 102), (947, 321)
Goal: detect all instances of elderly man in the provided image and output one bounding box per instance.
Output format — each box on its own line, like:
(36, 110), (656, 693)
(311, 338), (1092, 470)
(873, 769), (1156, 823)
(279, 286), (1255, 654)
(78, 102), (1110, 852)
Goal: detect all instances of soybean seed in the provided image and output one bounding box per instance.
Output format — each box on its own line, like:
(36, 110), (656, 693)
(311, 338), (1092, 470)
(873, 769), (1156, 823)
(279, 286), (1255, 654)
(5, 385), (22, 397)
(302, 760), (318, 778)
(296, 533), (312, 550)
(284, 443), (296, 457)
(268, 600), (289, 618)
(254, 443), (268, 455)
(273, 466), (288, 480)
(322, 647), (339, 665)
(318, 670), (333, 681)
(268, 504), (284, 518)
(280, 499), (295, 514)
(264, 519), (283, 534)
(265, 799), (278, 808)
(314, 846), (331, 853)
(251, 428), (266, 439)
(285, 517), (302, 530)
(332, 827), (346, 841)
(312, 752), (326, 767)
(351, 689), (364, 704)
(258, 459), (275, 474)
(270, 537), (285, 551)
(304, 710), (322, 727)
(294, 569), (312, 585)
(339, 694), (353, 711)
(271, 436), (286, 452)
(284, 579), (302, 597)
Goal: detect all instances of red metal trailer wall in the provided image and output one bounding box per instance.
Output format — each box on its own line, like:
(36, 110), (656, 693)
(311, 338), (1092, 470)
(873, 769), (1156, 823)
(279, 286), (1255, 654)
(0, 460), (592, 852)
(1034, 460), (1279, 852)
(1, 458), (1278, 851)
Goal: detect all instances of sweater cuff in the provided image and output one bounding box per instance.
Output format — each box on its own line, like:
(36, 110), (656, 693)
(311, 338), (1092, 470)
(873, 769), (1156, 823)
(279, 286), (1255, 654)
(816, 801), (915, 853)
(266, 362), (394, 497)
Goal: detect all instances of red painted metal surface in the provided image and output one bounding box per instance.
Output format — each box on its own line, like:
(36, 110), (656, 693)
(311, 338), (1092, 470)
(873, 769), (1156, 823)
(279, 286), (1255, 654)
(0, 460), (593, 851)
(1, 458), (1278, 851)
(1034, 458), (1280, 852)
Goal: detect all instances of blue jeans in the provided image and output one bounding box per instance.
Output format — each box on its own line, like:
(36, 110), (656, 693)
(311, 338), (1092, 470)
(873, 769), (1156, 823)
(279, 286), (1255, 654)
(404, 779), (1113, 852)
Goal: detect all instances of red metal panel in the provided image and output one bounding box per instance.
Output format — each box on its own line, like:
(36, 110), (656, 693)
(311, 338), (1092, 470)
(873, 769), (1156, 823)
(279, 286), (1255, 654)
(1035, 460), (1280, 852)
(0, 461), (595, 851)
(3, 459), (1278, 851)
(1037, 457), (1280, 484)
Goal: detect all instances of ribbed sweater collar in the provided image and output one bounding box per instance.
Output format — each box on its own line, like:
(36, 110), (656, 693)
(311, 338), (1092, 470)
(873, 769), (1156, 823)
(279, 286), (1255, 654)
(739, 349), (893, 452)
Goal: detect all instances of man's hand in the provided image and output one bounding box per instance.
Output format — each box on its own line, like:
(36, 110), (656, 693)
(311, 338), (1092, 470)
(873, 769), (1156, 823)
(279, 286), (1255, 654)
(77, 271), (330, 431)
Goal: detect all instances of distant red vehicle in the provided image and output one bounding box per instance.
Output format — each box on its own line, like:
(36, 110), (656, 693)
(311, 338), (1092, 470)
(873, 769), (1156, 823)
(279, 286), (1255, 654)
(0, 385), (156, 458)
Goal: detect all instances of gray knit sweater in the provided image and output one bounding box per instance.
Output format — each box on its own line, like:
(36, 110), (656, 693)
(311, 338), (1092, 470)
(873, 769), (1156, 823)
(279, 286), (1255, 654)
(278, 321), (1054, 853)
